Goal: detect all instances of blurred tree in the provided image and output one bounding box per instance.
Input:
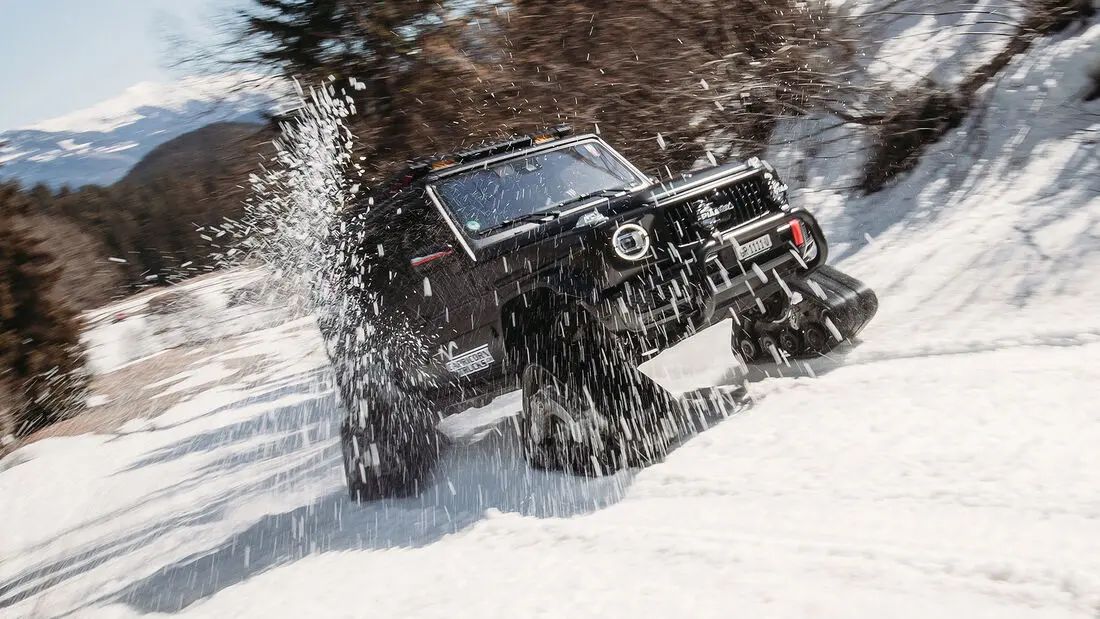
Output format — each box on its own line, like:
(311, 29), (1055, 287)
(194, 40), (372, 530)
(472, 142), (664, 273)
(231, 0), (1097, 193)
(239, 0), (444, 155)
(13, 122), (275, 298)
(232, 0), (862, 179)
(0, 182), (88, 436)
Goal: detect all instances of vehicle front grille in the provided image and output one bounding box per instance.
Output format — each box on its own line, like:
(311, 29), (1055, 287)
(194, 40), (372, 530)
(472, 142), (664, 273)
(647, 171), (782, 298)
(691, 174), (775, 231)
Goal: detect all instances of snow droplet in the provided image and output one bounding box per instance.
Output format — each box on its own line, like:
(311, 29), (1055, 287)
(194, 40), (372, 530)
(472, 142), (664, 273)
(751, 263), (768, 283)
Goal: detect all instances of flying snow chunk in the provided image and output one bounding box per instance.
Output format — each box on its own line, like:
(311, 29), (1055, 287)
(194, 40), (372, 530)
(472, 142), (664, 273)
(789, 248), (808, 269)
(808, 279), (828, 300)
(751, 263), (768, 283)
(656, 133), (666, 150)
(423, 277), (433, 297)
(108, 257), (127, 263)
(773, 270), (792, 298)
(767, 341), (783, 364)
(700, 78), (709, 90)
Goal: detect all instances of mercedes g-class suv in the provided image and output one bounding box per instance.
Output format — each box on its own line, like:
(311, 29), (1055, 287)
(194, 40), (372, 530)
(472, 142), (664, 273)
(322, 125), (877, 501)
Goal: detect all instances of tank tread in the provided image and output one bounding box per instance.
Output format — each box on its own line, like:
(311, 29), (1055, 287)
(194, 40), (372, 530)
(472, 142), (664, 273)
(732, 265), (877, 361)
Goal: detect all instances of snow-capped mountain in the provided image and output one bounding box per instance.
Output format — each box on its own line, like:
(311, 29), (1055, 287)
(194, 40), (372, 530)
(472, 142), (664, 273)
(0, 75), (282, 189)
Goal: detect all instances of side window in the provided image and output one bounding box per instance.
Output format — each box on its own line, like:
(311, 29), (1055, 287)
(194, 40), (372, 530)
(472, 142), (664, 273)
(401, 191), (456, 258)
(354, 193), (420, 292)
(401, 190), (478, 317)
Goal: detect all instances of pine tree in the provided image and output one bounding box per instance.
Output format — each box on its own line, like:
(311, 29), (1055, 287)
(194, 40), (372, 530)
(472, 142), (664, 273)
(237, 0), (447, 158)
(0, 182), (88, 436)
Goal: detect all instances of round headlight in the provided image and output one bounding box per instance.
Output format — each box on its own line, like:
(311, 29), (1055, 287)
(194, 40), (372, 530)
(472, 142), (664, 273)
(611, 222), (651, 261)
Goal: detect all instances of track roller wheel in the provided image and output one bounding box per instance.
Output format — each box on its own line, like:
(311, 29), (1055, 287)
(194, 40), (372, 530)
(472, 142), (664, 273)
(758, 334), (781, 362)
(777, 329), (804, 356)
(735, 336), (759, 361)
(803, 323), (829, 355)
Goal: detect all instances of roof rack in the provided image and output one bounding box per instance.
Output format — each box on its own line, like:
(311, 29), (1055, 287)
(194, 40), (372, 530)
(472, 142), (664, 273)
(420, 124), (573, 173)
(374, 125), (574, 200)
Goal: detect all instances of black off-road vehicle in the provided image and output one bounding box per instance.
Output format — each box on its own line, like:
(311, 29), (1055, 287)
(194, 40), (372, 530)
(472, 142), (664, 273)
(322, 126), (877, 501)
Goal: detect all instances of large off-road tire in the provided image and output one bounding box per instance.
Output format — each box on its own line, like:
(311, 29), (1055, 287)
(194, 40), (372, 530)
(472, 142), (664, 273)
(316, 209), (447, 502)
(323, 300), (444, 501)
(519, 316), (690, 476)
(340, 384), (441, 502)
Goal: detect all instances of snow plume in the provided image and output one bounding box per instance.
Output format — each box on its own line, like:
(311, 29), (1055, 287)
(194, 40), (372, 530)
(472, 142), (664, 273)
(236, 80), (358, 306)
(232, 80), (442, 496)
(231, 79), (378, 368)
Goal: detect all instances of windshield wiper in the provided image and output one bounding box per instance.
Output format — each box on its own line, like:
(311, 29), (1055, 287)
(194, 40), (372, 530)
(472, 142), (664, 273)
(479, 208), (565, 234)
(558, 187), (630, 208)
(476, 188), (632, 235)
(509, 209), (566, 225)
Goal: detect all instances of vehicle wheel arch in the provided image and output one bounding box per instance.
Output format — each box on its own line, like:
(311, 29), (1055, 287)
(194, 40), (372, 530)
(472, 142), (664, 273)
(499, 286), (600, 370)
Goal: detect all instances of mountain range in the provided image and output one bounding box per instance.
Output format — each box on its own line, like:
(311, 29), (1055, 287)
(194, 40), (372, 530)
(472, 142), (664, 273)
(0, 75), (282, 189)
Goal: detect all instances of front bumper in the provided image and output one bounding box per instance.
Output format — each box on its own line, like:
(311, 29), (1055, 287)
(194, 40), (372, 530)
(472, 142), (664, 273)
(601, 209), (828, 334)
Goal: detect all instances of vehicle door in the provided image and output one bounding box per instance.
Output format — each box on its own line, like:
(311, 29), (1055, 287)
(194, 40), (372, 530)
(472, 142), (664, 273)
(398, 190), (488, 352)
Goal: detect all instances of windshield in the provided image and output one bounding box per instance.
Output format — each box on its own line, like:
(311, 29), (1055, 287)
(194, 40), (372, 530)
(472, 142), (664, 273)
(431, 141), (646, 236)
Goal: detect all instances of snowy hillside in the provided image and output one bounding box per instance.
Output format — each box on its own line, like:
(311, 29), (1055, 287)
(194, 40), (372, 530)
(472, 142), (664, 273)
(0, 75), (280, 188)
(2, 11), (1100, 619)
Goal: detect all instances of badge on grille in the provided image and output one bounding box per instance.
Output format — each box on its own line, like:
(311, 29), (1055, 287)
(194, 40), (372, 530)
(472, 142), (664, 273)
(696, 199), (734, 221)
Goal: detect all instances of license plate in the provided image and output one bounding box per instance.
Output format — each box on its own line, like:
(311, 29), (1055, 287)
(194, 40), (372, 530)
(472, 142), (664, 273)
(736, 234), (773, 260)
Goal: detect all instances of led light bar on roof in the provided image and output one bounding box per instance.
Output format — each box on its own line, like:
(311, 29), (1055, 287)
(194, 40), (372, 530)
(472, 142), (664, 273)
(426, 125), (574, 172)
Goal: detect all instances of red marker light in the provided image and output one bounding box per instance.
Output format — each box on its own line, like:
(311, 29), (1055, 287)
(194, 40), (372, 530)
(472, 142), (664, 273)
(789, 219), (805, 247)
(410, 248), (454, 268)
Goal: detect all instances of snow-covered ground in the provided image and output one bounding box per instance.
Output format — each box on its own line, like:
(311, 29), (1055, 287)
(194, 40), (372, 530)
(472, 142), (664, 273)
(80, 268), (280, 375)
(3, 14), (1100, 619)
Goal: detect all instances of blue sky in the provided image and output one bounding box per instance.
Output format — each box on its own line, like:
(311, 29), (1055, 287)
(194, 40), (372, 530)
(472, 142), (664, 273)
(0, 0), (248, 131)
